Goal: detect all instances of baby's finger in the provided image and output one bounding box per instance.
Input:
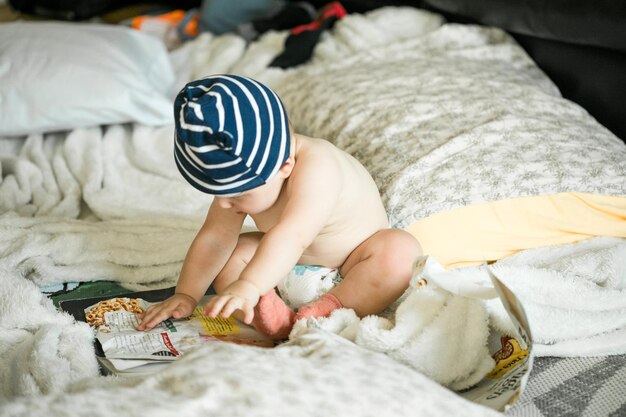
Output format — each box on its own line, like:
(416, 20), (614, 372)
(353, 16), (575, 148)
(242, 305), (254, 325)
(136, 304), (155, 321)
(171, 304), (191, 319)
(220, 297), (243, 319)
(201, 298), (217, 316)
(205, 296), (230, 318)
(138, 305), (173, 330)
(138, 305), (161, 324)
(141, 312), (169, 329)
(138, 303), (160, 318)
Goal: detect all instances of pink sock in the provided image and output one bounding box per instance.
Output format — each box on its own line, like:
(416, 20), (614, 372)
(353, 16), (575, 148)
(252, 289), (296, 340)
(295, 293), (343, 321)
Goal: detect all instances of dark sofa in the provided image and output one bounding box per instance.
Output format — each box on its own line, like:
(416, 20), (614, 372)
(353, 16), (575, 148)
(418, 0), (626, 142)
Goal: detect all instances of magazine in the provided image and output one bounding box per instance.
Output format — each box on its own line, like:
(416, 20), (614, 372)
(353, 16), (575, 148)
(411, 257), (534, 412)
(77, 262), (533, 392)
(82, 295), (275, 375)
(458, 268), (534, 411)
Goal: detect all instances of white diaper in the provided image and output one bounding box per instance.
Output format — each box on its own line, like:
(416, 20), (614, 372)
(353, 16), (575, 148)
(277, 265), (341, 309)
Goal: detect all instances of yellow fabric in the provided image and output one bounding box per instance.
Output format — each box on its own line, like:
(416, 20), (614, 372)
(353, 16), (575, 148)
(405, 193), (626, 269)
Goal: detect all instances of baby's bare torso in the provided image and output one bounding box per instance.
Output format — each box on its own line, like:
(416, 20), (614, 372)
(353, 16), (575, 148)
(252, 135), (388, 268)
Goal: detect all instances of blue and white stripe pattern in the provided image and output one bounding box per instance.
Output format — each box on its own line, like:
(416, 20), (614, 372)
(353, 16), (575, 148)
(174, 74), (290, 195)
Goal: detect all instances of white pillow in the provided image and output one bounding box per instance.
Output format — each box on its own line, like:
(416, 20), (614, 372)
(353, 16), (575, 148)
(0, 22), (176, 136)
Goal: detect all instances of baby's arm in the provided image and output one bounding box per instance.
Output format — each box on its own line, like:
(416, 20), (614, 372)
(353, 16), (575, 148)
(137, 201), (245, 330)
(204, 149), (341, 321)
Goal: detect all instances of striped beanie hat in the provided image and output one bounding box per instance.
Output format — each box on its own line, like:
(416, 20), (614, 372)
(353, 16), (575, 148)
(174, 74), (290, 195)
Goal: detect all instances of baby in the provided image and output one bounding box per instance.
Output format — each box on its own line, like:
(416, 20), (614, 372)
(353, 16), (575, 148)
(137, 74), (422, 339)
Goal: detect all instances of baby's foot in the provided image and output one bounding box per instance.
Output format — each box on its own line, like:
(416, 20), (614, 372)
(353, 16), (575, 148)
(295, 293), (343, 321)
(252, 289), (296, 340)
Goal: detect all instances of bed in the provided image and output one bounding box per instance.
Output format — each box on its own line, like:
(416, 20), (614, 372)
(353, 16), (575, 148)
(1, 4), (625, 417)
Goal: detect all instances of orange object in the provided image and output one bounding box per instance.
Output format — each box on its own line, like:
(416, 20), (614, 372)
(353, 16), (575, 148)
(181, 14), (200, 38)
(130, 9), (186, 30)
(130, 9), (199, 38)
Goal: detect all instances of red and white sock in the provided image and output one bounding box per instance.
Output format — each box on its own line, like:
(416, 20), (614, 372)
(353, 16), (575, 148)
(251, 289), (295, 340)
(295, 293), (343, 321)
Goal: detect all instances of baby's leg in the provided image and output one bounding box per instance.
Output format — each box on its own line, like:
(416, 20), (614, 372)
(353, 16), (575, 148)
(301, 229), (422, 319)
(295, 292), (343, 321)
(213, 232), (295, 339)
(212, 232), (262, 294)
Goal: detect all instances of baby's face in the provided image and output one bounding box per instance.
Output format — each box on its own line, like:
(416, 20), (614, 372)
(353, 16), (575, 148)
(213, 176), (282, 215)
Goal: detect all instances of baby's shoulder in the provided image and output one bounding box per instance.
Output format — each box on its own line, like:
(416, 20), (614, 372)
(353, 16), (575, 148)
(289, 135), (345, 189)
(295, 134), (344, 164)
(293, 146), (338, 183)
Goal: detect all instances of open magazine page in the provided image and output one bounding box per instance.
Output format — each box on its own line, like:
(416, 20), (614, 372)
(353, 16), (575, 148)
(413, 257), (534, 412)
(83, 295), (275, 374)
(457, 267), (534, 411)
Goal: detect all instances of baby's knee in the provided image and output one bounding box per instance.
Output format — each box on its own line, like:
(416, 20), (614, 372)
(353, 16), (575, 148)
(214, 232), (262, 292)
(377, 229), (422, 276)
(233, 232), (263, 256)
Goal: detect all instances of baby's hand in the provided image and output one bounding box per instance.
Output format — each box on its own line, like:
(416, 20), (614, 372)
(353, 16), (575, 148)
(136, 293), (197, 331)
(203, 280), (261, 324)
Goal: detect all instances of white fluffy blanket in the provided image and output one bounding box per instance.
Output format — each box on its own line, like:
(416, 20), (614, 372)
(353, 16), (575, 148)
(1, 7), (626, 415)
(1, 329), (501, 417)
(294, 237), (626, 389)
(2, 236), (625, 412)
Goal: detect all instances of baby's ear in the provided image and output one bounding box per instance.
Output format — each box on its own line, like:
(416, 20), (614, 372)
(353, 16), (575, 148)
(278, 155), (295, 178)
